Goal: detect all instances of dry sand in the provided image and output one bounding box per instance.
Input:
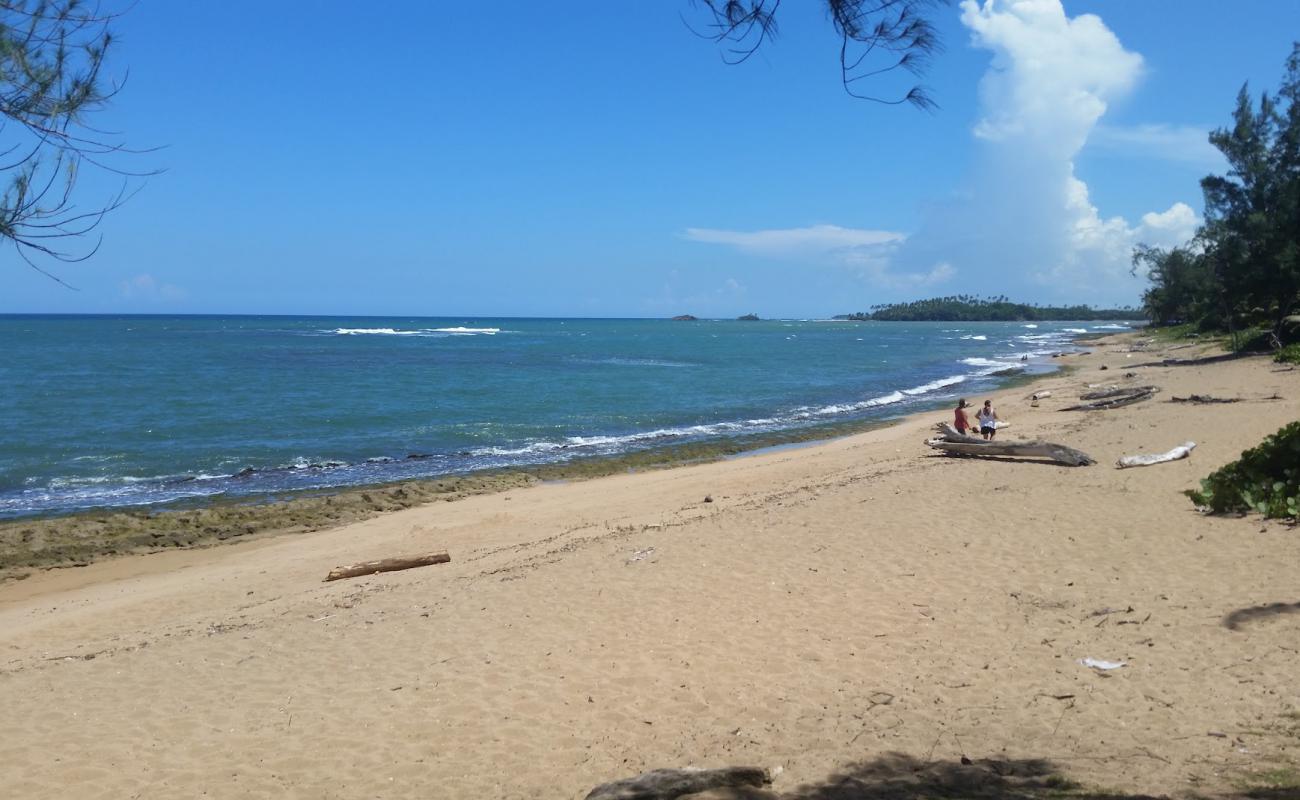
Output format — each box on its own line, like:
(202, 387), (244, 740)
(2, 334), (1298, 799)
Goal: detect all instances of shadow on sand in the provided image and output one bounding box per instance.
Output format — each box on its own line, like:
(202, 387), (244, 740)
(1223, 601), (1300, 631)
(776, 752), (1300, 800)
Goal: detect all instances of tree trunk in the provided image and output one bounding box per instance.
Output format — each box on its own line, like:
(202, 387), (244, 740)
(1060, 388), (1158, 411)
(925, 439), (1096, 466)
(325, 552), (450, 582)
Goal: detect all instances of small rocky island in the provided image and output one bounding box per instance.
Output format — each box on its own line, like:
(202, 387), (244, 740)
(737, 313), (760, 321)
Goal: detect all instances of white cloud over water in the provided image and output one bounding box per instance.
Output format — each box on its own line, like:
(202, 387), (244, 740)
(683, 224), (904, 257)
(119, 273), (187, 303)
(685, 0), (1201, 307)
(879, 0), (1200, 304)
(682, 224), (952, 289)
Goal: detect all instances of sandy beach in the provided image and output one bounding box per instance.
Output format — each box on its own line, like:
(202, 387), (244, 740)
(2, 333), (1298, 799)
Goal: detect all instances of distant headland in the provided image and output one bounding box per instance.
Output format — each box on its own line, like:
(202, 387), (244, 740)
(836, 296), (1145, 322)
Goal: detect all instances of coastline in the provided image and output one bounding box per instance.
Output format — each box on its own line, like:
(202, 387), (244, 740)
(3, 331), (1298, 798)
(0, 348), (1085, 581)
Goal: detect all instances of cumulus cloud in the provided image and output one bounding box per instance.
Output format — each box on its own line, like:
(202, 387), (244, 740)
(683, 1), (1201, 306)
(888, 0), (1199, 304)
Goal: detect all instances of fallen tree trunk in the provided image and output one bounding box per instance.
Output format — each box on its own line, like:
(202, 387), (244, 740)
(927, 424), (1095, 466)
(926, 439), (1096, 466)
(1169, 394), (1240, 404)
(1116, 441), (1196, 469)
(1060, 388), (1158, 411)
(1079, 385), (1159, 401)
(325, 551), (450, 582)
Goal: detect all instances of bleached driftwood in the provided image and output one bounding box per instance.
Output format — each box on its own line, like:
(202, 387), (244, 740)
(584, 767), (771, 800)
(1061, 386), (1159, 411)
(325, 551), (450, 582)
(926, 424), (1095, 466)
(1116, 442), (1196, 469)
(1079, 385), (1159, 401)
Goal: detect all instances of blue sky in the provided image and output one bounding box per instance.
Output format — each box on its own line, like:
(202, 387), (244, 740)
(4, 1), (1297, 317)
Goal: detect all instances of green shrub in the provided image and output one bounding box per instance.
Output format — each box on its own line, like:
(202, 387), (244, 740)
(1277, 343), (1300, 364)
(1186, 421), (1300, 518)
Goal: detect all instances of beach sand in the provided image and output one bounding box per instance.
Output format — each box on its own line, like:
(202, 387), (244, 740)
(2, 334), (1298, 799)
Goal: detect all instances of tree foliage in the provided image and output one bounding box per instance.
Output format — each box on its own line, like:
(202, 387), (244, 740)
(839, 295), (1142, 322)
(1186, 420), (1300, 519)
(1136, 43), (1300, 342)
(0, 0), (144, 282)
(689, 0), (945, 109)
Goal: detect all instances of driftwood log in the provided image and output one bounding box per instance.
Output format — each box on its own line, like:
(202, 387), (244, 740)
(926, 424), (1095, 466)
(324, 551), (450, 582)
(1170, 394), (1240, 404)
(1116, 441), (1196, 469)
(1079, 385), (1159, 401)
(1060, 386), (1159, 411)
(584, 767), (772, 800)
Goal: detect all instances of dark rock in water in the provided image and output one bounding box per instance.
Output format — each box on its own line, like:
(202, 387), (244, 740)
(671, 314), (698, 321)
(989, 367), (1023, 377)
(405, 453), (432, 460)
(737, 313), (760, 321)
(584, 767), (770, 800)
(233, 467), (258, 478)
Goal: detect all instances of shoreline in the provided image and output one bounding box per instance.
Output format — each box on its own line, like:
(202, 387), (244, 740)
(0, 350), (1086, 581)
(2, 331), (1298, 798)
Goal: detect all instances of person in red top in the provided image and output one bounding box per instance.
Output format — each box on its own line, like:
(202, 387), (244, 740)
(953, 398), (974, 435)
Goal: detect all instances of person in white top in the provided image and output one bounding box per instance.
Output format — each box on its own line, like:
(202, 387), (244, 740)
(977, 399), (999, 440)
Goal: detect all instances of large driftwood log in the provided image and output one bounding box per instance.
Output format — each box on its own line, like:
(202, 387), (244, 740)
(1060, 387), (1158, 411)
(1079, 385), (1159, 401)
(1169, 394), (1240, 404)
(584, 767), (772, 800)
(926, 424), (1095, 466)
(324, 552), (450, 582)
(926, 439), (1096, 466)
(1116, 441), (1196, 469)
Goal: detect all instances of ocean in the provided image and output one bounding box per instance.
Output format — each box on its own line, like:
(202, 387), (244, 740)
(0, 315), (1131, 518)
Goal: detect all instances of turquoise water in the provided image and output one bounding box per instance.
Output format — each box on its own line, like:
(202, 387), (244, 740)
(0, 315), (1128, 517)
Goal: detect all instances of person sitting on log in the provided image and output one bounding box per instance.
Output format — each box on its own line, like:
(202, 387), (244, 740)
(954, 398), (975, 436)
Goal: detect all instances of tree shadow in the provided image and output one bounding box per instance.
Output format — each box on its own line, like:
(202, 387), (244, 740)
(1224, 601), (1300, 631)
(780, 753), (1167, 800)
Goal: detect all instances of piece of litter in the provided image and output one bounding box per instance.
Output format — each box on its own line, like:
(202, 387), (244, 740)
(626, 547), (655, 563)
(1078, 657), (1126, 670)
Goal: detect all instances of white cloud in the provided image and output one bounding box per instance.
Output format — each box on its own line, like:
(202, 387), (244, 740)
(683, 224), (904, 256)
(895, 0), (1200, 304)
(682, 1), (1202, 307)
(119, 273), (187, 302)
(964, 0), (1142, 154)
(1089, 123), (1226, 169)
(683, 224), (949, 288)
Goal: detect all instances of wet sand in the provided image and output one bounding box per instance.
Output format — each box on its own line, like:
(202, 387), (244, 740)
(2, 333), (1298, 799)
